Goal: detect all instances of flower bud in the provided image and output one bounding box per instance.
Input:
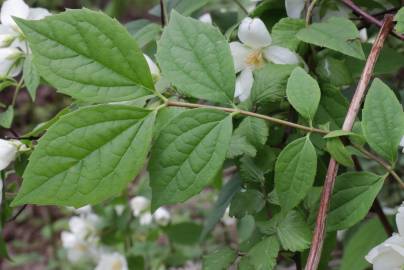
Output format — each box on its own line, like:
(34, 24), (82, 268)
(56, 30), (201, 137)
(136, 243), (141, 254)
(153, 207), (171, 226)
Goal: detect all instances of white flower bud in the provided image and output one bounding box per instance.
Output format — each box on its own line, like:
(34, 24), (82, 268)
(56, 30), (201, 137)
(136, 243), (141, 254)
(95, 252), (128, 270)
(129, 196), (150, 217)
(0, 47), (23, 77)
(139, 212), (153, 226)
(0, 139), (23, 170)
(153, 207), (171, 226)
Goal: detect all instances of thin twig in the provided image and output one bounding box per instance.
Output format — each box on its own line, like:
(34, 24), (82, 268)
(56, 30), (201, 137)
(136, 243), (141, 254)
(166, 100), (328, 134)
(340, 0), (404, 40)
(304, 15), (394, 270)
(159, 0), (167, 27)
(305, 0), (318, 25)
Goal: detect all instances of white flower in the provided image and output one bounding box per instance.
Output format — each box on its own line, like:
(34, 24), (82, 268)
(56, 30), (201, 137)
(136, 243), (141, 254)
(359, 28), (368, 43)
(95, 252), (128, 270)
(285, 0), (305, 19)
(61, 231), (98, 263)
(366, 203), (404, 270)
(153, 207), (171, 226)
(198, 13), (212, 24)
(230, 17), (299, 101)
(0, 47), (22, 77)
(73, 205), (92, 215)
(0, 179), (3, 207)
(139, 212), (153, 226)
(399, 136), (404, 153)
(221, 207), (236, 226)
(129, 196), (150, 217)
(143, 54), (160, 79)
(68, 214), (100, 241)
(0, 139), (24, 170)
(114, 204), (125, 215)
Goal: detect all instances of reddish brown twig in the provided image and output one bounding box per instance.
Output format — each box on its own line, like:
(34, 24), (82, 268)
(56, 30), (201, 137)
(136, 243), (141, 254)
(304, 15), (395, 270)
(341, 0), (404, 40)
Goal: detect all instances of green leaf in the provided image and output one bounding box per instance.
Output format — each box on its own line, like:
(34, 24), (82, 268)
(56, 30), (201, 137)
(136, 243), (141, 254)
(238, 236), (279, 270)
(157, 11), (235, 104)
(394, 7), (404, 33)
(12, 105), (154, 207)
(286, 67), (321, 120)
(229, 189), (265, 219)
(239, 156), (265, 183)
(251, 63), (296, 104)
(314, 84), (348, 130)
(15, 9), (154, 103)
(297, 17), (365, 60)
(324, 130), (361, 139)
(149, 0), (210, 17)
(0, 107), (14, 128)
(327, 172), (385, 231)
(326, 138), (354, 167)
(271, 18), (305, 51)
(275, 137), (317, 211)
(315, 56), (352, 86)
(340, 218), (389, 270)
(201, 175), (242, 239)
(203, 247), (237, 270)
(276, 211), (312, 252)
(149, 109), (232, 209)
(362, 78), (404, 163)
(227, 135), (256, 158)
(125, 19), (162, 48)
(165, 222), (202, 245)
(23, 55), (40, 101)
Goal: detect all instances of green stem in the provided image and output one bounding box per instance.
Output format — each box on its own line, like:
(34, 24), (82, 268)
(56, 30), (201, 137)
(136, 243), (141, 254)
(233, 0), (249, 15)
(305, 0), (318, 25)
(11, 78), (24, 107)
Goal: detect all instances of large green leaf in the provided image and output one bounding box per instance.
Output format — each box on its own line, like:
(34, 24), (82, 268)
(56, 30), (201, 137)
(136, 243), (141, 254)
(149, 109), (232, 209)
(251, 63), (296, 104)
(12, 105), (154, 207)
(157, 11), (235, 104)
(238, 236), (279, 270)
(297, 17), (365, 60)
(16, 9), (154, 103)
(327, 172), (385, 231)
(286, 67), (321, 120)
(275, 137), (317, 211)
(340, 218), (389, 270)
(272, 18), (305, 51)
(362, 78), (404, 163)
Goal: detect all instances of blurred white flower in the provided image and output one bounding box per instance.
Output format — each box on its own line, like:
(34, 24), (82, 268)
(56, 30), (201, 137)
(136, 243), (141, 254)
(61, 231), (98, 263)
(0, 179), (3, 207)
(285, 0), (305, 19)
(0, 139), (25, 170)
(139, 212), (153, 226)
(198, 13), (212, 24)
(366, 203), (404, 270)
(0, 47), (22, 77)
(359, 28), (368, 43)
(68, 214), (100, 241)
(95, 252), (128, 270)
(153, 207), (171, 226)
(221, 207), (236, 226)
(130, 196), (150, 217)
(74, 205), (92, 215)
(400, 136), (404, 153)
(230, 17), (299, 101)
(114, 204), (125, 215)
(143, 54), (160, 79)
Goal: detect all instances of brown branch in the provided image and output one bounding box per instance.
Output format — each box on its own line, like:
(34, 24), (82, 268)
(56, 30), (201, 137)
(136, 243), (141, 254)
(304, 15), (394, 270)
(341, 0), (404, 41)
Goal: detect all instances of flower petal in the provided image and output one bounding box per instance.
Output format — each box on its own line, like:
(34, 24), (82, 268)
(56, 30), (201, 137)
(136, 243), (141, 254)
(229, 41), (252, 72)
(28, 7), (51, 20)
(285, 0), (305, 19)
(198, 13), (212, 24)
(238, 17), (272, 49)
(235, 68), (254, 101)
(0, 0), (30, 28)
(396, 205), (404, 236)
(264, 45), (300, 64)
(0, 47), (22, 77)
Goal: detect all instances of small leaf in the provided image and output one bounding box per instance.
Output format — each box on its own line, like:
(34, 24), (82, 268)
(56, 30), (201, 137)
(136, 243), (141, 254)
(229, 189), (265, 219)
(12, 105), (154, 207)
(125, 19), (162, 47)
(297, 17), (365, 59)
(149, 109), (232, 209)
(23, 55), (40, 101)
(327, 172), (385, 231)
(203, 247), (237, 270)
(201, 175), (242, 239)
(275, 137), (317, 211)
(326, 138), (354, 167)
(16, 9), (154, 103)
(164, 222), (202, 245)
(251, 63), (296, 104)
(238, 236), (279, 270)
(324, 130), (361, 139)
(272, 18), (305, 51)
(0, 107), (14, 128)
(394, 7), (404, 33)
(315, 56), (353, 86)
(362, 78), (404, 163)
(340, 218), (389, 270)
(286, 67), (321, 120)
(157, 11), (235, 104)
